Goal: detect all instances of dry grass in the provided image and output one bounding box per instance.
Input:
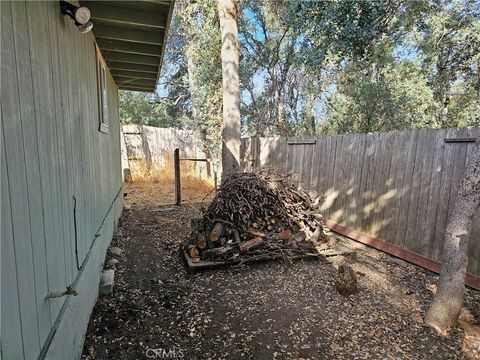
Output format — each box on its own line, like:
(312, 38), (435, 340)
(125, 160), (215, 206)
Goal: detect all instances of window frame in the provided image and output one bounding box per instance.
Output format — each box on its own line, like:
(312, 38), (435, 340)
(95, 43), (109, 134)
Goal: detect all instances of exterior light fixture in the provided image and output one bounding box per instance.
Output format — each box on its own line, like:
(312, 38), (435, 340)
(78, 22), (94, 33)
(60, 1), (93, 33)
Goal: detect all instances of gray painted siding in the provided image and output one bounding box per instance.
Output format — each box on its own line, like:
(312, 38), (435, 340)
(1, 1), (123, 359)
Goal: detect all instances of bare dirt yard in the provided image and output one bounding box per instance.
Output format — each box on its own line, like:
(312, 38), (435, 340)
(82, 180), (480, 359)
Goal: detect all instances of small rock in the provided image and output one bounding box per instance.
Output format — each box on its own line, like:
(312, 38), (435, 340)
(107, 258), (119, 266)
(109, 247), (124, 256)
(99, 269), (115, 295)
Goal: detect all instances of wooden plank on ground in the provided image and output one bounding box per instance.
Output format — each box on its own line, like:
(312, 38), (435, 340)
(184, 251), (322, 272)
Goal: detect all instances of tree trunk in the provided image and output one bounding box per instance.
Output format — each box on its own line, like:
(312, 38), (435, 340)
(218, 0), (241, 178)
(441, 93), (449, 127)
(425, 137), (480, 333)
(186, 45), (200, 123)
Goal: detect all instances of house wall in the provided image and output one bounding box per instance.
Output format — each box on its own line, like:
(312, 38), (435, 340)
(1, 1), (123, 359)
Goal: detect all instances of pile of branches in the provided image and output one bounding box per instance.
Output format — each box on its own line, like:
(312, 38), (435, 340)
(184, 171), (329, 265)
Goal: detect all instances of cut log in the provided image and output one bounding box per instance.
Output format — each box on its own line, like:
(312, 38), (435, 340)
(202, 245), (234, 260)
(248, 227), (266, 237)
(232, 229), (241, 244)
(297, 240), (315, 251)
(277, 229), (293, 240)
(310, 226), (322, 243)
(293, 231), (306, 242)
(239, 237), (263, 252)
(197, 232), (207, 250)
(336, 264), (358, 296)
(187, 245), (200, 258)
(210, 223), (224, 242)
(191, 218), (205, 233)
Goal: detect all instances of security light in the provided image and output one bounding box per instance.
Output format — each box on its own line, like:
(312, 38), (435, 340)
(78, 21), (94, 33)
(74, 6), (91, 25)
(60, 1), (93, 33)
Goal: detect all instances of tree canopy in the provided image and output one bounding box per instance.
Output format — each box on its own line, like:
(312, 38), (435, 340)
(119, 0), (479, 140)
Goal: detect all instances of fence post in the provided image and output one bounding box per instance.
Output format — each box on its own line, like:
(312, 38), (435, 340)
(174, 148), (181, 206)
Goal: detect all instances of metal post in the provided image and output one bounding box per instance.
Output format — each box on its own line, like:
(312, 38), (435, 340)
(174, 148), (181, 206)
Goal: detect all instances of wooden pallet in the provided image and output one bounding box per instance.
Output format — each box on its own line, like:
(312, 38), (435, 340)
(183, 251), (323, 273)
(317, 243), (356, 258)
(183, 242), (356, 272)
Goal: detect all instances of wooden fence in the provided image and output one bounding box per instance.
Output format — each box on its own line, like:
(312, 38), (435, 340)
(122, 124), (210, 179)
(241, 127), (480, 278)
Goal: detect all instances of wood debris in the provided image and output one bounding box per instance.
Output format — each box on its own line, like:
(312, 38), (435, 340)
(183, 171), (330, 266)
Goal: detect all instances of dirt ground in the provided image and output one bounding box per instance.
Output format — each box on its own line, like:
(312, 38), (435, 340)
(82, 181), (480, 360)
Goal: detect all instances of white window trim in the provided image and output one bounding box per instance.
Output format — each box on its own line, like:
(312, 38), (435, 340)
(95, 43), (109, 134)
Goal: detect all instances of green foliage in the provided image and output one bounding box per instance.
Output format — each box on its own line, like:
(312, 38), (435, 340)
(322, 59), (438, 134)
(120, 0), (479, 141)
(119, 91), (182, 128)
(174, 0), (223, 158)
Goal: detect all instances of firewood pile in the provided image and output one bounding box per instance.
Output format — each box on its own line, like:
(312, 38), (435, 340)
(184, 171), (330, 267)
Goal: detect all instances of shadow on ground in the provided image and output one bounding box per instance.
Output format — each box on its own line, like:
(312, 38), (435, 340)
(81, 182), (480, 360)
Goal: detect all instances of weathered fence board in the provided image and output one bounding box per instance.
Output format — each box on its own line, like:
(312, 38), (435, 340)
(241, 127), (480, 276)
(122, 125), (209, 179)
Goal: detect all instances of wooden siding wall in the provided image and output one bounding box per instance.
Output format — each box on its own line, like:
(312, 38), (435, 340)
(1, 1), (122, 359)
(241, 128), (480, 276)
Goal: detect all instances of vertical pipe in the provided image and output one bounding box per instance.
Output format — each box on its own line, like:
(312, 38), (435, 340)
(174, 148), (181, 206)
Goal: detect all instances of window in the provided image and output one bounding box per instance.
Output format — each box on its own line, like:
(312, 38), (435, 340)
(96, 44), (108, 133)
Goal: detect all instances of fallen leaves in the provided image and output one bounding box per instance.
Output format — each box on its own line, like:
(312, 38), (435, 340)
(81, 182), (480, 360)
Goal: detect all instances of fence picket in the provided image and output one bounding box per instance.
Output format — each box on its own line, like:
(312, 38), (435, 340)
(241, 128), (480, 276)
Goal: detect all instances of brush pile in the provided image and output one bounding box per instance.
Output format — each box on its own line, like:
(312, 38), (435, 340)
(184, 171), (330, 266)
